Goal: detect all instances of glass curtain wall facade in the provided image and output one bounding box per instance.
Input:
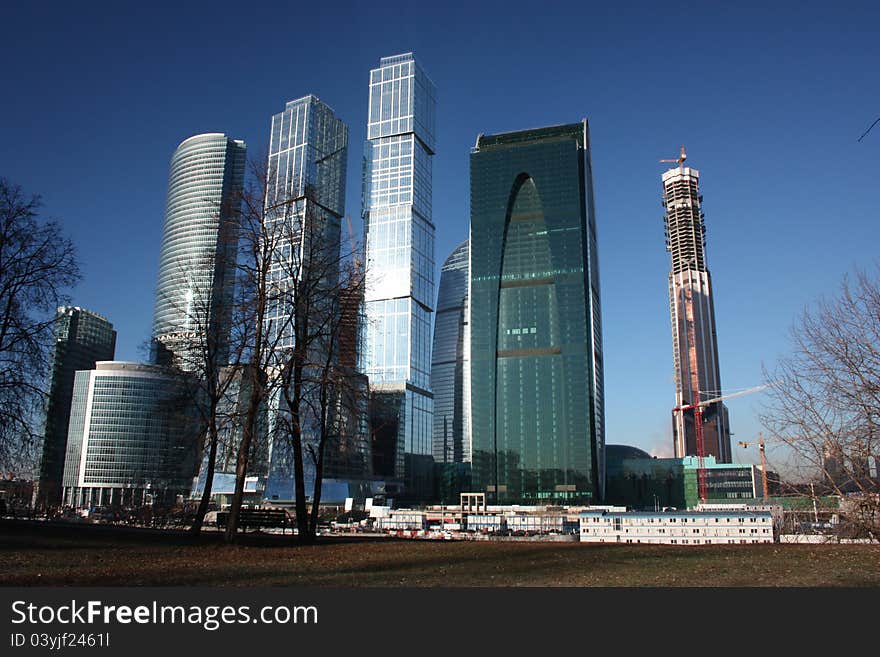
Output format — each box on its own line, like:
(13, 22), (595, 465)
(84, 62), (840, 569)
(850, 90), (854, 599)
(662, 163), (730, 461)
(152, 133), (246, 370)
(61, 362), (199, 509)
(262, 95), (357, 502)
(362, 53), (437, 500)
(37, 307), (116, 508)
(469, 122), (605, 505)
(264, 95), (348, 352)
(431, 240), (470, 464)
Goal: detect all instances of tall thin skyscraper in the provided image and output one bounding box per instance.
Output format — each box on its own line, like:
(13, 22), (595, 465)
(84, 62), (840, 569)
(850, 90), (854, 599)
(663, 152), (731, 461)
(152, 133), (246, 370)
(362, 53), (437, 500)
(431, 240), (470, 464)
(262, 95), (352, 502)
(264, 95), (348, 353)
(37, 307), (116, 507)
(469, 122), (605, 505)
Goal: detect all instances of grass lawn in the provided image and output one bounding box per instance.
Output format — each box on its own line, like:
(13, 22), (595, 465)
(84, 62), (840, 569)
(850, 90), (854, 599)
(2, 521), (878, 587)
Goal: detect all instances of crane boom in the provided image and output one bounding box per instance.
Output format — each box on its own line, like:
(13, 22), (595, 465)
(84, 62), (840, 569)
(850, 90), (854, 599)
(345, 214), (361, 273)
(660, 145), (687, 167)
(698, 384), (770, 408)
(672, 383), (769, 502)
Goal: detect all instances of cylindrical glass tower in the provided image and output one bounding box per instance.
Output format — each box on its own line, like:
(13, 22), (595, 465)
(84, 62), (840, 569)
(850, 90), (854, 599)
(151, 133), (246, 369)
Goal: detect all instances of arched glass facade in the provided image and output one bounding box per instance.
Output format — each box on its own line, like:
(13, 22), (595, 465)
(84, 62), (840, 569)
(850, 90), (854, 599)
(431, 240), (470, 464)
(469, 122), (605, 504)
(151, 133), (246, 369)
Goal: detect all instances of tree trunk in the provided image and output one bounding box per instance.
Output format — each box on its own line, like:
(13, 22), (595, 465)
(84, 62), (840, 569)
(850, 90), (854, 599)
(308, 369), (332, 541)
(286, 357), (312, 544)
(190, 411), (219, 534)
(225, 373), (261, 542)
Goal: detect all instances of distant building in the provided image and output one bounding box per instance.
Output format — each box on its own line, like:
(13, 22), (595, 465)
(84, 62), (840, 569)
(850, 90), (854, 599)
(682, 456), (761, 507)
(37, 307), (116, 508)
(362, 53), (437, 501)
(662, 155), (731, 461)
(431, 240), (470, 465)
(62, 362), (200, 508)
(604, 445), (761, 510)
(605, 445), (686, 510)
(152, 133), (246, 369)
(338, 275), (363, 372)
(469, 122), (604, 505)
(579, 509), (774, 544)
(0, 478), (34, 512)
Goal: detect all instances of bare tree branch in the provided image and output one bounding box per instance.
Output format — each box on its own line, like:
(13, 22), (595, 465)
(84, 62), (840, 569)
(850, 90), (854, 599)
(761, 268), (880, 541)
(0, 178), (80, 474)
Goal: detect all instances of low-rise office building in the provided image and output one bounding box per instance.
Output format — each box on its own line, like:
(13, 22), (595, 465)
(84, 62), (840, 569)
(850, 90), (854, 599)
(62, 362), (199, 508)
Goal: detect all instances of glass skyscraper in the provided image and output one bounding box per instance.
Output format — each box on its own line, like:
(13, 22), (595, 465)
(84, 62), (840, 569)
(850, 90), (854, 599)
(261, 95), (354, 502)
(469, 122), (605, 505)
(264, 95), (348, 353)
(431, 240), (470, 464)
(37, 306), (116, 508)
(152, 133), (246, 370)
(362, 53), (436, 500)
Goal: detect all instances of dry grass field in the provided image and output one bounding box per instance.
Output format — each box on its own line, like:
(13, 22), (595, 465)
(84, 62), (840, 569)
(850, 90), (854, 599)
(2, 521), (878, 587)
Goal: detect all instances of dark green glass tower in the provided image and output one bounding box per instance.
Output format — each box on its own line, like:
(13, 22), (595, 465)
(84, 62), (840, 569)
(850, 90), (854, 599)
(38, 306), (116, 508)
(469, 122), (604, 504)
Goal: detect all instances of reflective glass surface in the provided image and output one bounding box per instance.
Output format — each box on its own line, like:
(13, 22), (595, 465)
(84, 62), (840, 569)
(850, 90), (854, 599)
(431, 241), (470, 463)
(362, 54), (436, 498)
(469, 123), (605, 504)
(62, 363), (198, 503)
(152, 134), (246, 369)
(39, 307), (116, 506)
(265, 96), (348, 352)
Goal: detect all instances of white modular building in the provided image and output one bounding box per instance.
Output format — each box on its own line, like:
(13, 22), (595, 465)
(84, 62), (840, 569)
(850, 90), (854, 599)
(506, 514), (570, 534)
(465, 514), (505, 533)
(377, 511), (427, 531)
(579, 509), (774, 545)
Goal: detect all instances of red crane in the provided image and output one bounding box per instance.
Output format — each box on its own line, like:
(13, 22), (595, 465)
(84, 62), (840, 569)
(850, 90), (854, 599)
(345, 214), (361, 274)
(673, 385), (768, 501)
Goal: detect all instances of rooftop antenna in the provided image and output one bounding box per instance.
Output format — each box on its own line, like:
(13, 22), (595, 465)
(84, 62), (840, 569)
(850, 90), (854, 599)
(660, 145), (687, 168)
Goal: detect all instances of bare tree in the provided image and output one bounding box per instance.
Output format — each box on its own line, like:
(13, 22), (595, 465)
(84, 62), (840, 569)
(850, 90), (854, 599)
(272, 191), (366, 542)
(222, 162), (298, 541)
(217, 153), (367, 545)
(761, 268), (880, 540)
(0, 178), (79, 473)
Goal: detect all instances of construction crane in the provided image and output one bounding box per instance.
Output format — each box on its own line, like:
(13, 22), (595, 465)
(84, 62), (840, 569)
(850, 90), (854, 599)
(673, 384), (769, 501)
(738, 433), (770, 502)
(660, 145), (687, 168)
(345, 214), (361, 274)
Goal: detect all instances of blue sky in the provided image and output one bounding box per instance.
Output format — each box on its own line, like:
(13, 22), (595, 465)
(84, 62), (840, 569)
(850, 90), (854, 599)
(3, 0), (878, 468)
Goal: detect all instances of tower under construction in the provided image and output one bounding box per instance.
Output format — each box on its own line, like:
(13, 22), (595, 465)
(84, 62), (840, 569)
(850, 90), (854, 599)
(662, 149), (731, 462)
